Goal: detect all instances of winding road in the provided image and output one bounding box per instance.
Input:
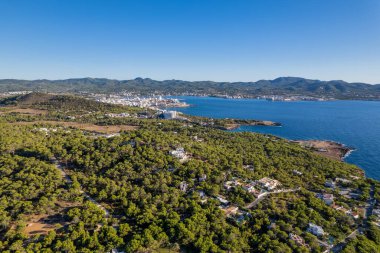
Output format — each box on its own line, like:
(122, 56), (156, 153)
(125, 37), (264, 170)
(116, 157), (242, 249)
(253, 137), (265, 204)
(52, 158), (110, 217)
(331, 184), (376, 252)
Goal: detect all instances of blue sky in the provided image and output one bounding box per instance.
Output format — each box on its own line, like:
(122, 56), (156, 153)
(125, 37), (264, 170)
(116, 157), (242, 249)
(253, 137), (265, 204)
(0, 0), (379, 83)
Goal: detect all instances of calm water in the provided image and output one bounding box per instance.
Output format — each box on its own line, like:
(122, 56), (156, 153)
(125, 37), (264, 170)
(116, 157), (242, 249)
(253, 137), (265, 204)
(169, 96), (380, 180)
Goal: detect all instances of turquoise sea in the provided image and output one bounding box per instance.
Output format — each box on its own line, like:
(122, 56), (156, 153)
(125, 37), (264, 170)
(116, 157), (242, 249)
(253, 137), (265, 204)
(169, 96), (380, 180)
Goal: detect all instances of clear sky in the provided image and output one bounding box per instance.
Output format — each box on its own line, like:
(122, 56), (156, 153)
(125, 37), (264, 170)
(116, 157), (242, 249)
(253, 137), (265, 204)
(0, 0), (379, 83)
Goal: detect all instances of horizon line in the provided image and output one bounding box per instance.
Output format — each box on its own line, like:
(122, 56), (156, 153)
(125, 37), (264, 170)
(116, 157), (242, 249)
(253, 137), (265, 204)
(0, 76), (379, 85)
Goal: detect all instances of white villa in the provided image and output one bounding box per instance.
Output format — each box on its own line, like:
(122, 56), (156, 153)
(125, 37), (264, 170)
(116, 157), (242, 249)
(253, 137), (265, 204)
(307, 223), (324, 236)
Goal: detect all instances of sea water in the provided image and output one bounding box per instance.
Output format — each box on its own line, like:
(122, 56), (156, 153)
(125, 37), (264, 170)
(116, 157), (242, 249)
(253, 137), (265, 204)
(169, 96), (380, 180)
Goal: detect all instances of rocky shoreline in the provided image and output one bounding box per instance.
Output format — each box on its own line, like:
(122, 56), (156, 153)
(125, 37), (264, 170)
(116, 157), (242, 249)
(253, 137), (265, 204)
(217, 119), (353, 162)
(293, 140), (354, 161)
(183, 108), (354, 162)
(222, 120), (281, 130)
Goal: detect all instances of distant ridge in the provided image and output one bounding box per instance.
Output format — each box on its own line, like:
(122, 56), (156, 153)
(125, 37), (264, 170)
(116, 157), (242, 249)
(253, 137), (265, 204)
(0, 77), (379, 100)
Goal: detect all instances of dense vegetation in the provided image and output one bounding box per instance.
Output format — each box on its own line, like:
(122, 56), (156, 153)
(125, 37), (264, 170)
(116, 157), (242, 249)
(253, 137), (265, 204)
(0, 93), (380, 252)
(0, 92), (145, 115)
(1, 77), (380, 99)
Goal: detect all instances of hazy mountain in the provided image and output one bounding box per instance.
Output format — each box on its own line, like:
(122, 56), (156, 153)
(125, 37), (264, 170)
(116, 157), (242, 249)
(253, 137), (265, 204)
(0, 77), (379, 100)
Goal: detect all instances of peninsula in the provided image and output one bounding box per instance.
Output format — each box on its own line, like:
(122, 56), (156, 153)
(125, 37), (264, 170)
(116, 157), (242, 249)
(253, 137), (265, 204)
(293, 140), (354, 161)
(0, 92), (379, 253)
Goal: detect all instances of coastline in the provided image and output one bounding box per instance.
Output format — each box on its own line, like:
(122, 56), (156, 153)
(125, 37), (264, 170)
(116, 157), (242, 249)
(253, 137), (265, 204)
(217, 120), (354, 162)
(168, 96), (378, 179)
(222, 121), (281, 130)
(171, 94), (380, 102)
(292, 140), (355, 161)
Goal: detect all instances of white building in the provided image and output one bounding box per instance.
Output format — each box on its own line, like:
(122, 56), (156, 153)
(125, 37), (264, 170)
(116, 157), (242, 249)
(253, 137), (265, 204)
(198, 174), (207, 182)
(325, 180), (336, 188)
(224, 181), (235, 190)
(198, 190), (206, 199)
(163, 110), (178, 119)
(170, 147), (188, 161)
(257, 177), (281, 191)
(216, 195), (229, 205)
(243, 183), (260, 196)
(179, 181), (188, 192)
(307, 223), (324, 236)
(106, 113), (130, 118)
(316, 193), (334, 206)
(336, 178), (352, 184)
(224, 179), (243, 190)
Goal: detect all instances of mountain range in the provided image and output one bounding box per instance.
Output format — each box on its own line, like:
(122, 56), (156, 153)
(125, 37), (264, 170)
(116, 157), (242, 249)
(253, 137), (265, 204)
(1, 77), (379, 100)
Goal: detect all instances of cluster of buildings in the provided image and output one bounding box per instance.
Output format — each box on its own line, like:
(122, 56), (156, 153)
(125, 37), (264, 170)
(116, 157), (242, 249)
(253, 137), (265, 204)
(325, 177), (353, 188)
(320, 177), (365, 220)
(105, 113), (130, 118)
(257, 177), (281, 191)
(261, 95), (329, 102)
(177, 175), (262, 224)
(331, 204), (361, 219)
(35, 127), (58, 135)
(325, 178), (362, 200)
(224, 177), (281, 198)
(0, 91), (31, 96)
(103, 111), (152, 120)
(178, 184), (249, 222)
(175, 171), (366, 249)
(94, 95), (188, 109)
(215, 195), (251, 224)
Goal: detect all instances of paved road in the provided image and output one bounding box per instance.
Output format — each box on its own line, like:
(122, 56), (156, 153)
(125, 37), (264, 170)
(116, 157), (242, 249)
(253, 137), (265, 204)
(331, 229), (359, 252)
(331, 184), (376, 252)
(317, 238), (330, 248)
(245, 187), (301, 209)
(245, 192), (269, 209)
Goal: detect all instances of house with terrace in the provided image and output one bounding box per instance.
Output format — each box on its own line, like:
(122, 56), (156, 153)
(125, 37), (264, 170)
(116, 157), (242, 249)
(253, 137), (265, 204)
(307, 223), (325, 237)
(257, 177), (281, 191)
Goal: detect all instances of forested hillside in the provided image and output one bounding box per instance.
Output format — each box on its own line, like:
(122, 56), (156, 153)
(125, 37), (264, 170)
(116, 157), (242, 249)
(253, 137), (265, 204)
(1, 94), (380, 252)
(1, 77), (379, 100)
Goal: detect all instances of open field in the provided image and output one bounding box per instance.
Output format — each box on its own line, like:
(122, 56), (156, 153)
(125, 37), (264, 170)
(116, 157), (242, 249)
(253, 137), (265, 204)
(24, 214), (63, 236)
(9, 121), (138, 133)
(23, 200), (81, 236)
(0, 107), (48, 115)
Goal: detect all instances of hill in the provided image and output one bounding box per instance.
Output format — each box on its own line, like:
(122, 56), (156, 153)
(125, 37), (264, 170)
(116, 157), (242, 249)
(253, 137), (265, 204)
(0, 77), (379, 100)
(0, 92), (133, 113)
(1, 92), (380, 252)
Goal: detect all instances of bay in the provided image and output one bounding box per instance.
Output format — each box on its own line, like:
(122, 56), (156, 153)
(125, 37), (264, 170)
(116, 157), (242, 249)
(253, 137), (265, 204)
(169, 96), (380, 180)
